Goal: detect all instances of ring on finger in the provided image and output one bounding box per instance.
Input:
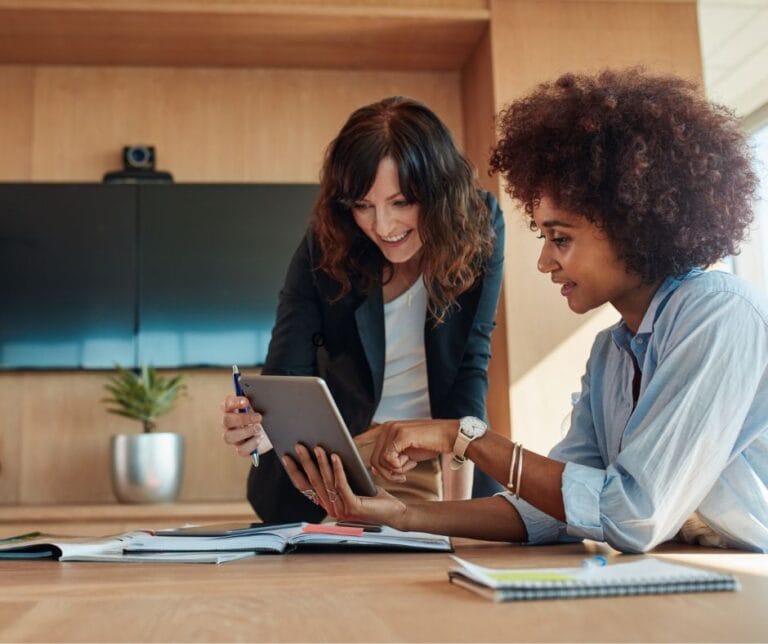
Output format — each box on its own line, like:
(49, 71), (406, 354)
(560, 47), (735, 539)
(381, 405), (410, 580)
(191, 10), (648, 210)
(326, 488), (338, 504)
(301, 489), (319, 505)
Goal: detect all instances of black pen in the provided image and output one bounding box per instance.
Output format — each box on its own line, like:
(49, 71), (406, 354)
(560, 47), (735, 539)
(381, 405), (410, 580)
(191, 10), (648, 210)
(232, 365), (259, 467)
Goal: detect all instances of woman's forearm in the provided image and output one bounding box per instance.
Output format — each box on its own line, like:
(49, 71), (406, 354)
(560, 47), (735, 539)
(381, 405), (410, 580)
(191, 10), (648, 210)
(398, 495), (528, 541)
(369, 419), (567, 524)
(465, 432), (567, 522)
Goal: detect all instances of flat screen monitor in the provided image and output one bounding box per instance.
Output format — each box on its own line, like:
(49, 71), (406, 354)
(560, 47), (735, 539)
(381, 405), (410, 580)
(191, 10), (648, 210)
(137, 184), (315, 368)
(0, 183), (317, 369)
(0, 184), (137, 368)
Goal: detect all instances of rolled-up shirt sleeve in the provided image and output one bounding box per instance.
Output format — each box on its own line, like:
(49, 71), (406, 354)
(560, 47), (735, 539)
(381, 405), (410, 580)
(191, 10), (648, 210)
(498, 493), (579, 544)
(562, 462), (607, 541)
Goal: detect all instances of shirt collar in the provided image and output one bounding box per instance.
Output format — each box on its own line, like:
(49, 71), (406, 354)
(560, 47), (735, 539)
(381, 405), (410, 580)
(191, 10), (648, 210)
(610, 268), (704, 352)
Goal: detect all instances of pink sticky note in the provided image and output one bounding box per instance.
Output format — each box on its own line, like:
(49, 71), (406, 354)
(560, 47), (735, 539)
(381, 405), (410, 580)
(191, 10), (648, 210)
(302, 523), (364, 537)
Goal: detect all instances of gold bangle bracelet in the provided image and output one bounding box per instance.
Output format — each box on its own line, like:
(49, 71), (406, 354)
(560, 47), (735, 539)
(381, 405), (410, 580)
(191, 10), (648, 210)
(506, 442), (520, 494)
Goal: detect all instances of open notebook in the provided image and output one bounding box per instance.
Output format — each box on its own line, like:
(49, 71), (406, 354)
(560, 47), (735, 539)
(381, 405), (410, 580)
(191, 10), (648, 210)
(125, 522), (452, 554)
(449, 556), (738, 601)
(0, 532), (252, 563)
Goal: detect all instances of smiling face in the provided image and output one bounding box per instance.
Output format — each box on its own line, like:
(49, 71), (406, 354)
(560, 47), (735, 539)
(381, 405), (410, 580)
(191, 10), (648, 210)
(351, 156), (423, 267)
(533, 196), (658, 331)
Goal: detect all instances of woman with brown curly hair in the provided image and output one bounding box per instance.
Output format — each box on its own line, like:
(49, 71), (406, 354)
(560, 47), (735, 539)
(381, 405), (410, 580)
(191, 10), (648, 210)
(284, 70), (768, 553)
(221, 96), (504, 522)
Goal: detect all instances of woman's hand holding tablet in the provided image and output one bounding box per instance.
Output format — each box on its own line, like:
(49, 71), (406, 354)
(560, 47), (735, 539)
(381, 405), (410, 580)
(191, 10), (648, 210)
(236, 375), (377, 497)
(282, 445), (408, 525)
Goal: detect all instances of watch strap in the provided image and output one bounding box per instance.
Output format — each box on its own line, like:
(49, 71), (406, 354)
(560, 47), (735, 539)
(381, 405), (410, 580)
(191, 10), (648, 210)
(450, 416), (487, 470)
(450, 432), (473, 470)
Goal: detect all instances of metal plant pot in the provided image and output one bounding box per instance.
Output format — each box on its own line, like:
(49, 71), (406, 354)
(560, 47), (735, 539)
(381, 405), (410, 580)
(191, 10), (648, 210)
(111, 432), (184, 503)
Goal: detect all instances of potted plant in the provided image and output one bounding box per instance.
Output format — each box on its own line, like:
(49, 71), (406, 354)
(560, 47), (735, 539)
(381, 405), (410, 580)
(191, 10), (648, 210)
(103, 366), (187, 503)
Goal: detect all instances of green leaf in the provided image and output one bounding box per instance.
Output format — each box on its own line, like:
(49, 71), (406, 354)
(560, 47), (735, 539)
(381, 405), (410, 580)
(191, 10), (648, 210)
(102, 365), (187, 432)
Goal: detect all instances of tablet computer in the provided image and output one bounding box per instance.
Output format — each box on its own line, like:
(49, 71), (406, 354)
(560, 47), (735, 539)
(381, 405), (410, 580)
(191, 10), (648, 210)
(237, 375), (377, 497)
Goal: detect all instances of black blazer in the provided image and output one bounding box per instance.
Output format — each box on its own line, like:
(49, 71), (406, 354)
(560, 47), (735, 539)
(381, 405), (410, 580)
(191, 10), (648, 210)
(248, 191), (505, 522)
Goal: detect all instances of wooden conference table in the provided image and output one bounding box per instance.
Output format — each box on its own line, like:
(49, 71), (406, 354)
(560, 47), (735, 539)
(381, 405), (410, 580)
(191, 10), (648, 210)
(1, 537), (767, 642)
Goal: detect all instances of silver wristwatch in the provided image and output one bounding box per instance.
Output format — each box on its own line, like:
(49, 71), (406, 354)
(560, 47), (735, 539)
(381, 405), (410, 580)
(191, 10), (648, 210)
(450, 416), (488, 470)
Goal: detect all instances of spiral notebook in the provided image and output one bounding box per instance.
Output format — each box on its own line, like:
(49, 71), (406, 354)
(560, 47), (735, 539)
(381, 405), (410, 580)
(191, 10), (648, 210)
(448, 556), (738, 601)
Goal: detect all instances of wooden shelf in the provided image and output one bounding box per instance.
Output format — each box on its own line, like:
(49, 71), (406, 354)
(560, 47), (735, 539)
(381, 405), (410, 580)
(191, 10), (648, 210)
(0, 0), (489, 70)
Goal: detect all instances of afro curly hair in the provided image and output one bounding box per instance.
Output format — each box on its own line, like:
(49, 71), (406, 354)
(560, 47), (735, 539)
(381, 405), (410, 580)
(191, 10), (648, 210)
(489, 68), (758, 283)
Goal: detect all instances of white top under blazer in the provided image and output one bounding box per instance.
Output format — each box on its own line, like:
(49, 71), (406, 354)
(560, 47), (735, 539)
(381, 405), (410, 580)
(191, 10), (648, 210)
(372, 276), (431, 424)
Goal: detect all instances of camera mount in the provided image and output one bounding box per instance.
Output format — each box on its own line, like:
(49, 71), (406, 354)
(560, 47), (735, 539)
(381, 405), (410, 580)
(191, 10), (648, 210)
(103, 145), (174, 184)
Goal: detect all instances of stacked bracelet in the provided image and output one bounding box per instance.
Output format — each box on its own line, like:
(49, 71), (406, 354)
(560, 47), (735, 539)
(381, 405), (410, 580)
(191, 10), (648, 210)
(506, 442), (518, 494)
(506, 442), (524, 499)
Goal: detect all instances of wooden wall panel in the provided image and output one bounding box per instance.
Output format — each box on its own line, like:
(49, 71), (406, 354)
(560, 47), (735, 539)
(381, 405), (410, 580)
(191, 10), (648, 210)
(17, 65), (462, 183)
(487, 0), (703, 449)
(460, 27), (511, 438)
(0, 66), (33, 181)
(0, 375), (24, 504)
(491, 0), (702, 110)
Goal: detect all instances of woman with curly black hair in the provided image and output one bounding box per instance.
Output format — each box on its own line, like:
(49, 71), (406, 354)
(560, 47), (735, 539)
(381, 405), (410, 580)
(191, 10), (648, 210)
(284, 69), (768, 553)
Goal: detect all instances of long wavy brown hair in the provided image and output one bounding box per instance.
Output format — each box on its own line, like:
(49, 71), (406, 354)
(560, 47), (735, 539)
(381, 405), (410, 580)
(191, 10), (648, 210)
(312, 96), (494, 323)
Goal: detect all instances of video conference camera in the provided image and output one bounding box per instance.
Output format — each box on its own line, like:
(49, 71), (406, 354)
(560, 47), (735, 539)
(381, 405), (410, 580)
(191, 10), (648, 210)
(103, 145), (174, 183)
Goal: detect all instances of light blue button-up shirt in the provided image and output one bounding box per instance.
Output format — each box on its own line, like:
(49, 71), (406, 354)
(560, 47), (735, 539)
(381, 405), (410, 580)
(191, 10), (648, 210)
(502, 269), (768, 553)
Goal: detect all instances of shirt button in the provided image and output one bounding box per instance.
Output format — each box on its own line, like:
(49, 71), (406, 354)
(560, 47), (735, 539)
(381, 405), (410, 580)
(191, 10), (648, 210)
(636, 338), (644, 345)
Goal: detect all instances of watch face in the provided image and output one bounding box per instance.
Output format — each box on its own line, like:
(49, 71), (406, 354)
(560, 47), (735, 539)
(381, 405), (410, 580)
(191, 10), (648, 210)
(460, 417), (487, 438)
